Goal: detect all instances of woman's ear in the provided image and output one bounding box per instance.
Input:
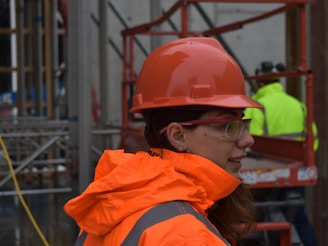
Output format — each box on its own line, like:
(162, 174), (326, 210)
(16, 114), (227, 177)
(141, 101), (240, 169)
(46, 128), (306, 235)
(166, 122), (187, 152)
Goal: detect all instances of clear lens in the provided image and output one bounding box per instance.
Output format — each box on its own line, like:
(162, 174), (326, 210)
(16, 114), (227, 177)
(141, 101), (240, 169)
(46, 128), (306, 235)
(225, 121), (249, 140)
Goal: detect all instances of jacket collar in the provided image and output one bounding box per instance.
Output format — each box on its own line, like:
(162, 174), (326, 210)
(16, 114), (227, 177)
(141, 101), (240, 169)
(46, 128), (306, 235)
(149, 148), (241, 204)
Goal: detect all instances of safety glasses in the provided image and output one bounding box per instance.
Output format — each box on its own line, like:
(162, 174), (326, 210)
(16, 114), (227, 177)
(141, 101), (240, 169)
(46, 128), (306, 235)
(159, 118), (251, 141)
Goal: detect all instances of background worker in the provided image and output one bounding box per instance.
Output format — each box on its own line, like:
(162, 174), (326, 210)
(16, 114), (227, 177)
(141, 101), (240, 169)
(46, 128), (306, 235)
(244, 61), (318, 246)
(64, 37), (263, 245)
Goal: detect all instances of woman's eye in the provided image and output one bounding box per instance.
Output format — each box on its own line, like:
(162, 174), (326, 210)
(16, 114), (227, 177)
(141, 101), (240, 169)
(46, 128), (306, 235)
(212, 123), (228, 131)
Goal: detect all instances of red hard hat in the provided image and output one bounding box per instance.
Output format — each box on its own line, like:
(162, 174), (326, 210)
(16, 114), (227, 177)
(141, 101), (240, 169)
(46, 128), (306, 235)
(130, 37), (262, 113)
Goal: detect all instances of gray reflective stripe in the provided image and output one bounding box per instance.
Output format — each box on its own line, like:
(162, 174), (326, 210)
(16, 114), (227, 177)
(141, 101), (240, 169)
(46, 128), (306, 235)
(121, 201), (230, 246)
(261, 108), (269, 135)
(73, 201), (230, 246)
(301, 104), (306, 131)
(74, 230), (87, 246)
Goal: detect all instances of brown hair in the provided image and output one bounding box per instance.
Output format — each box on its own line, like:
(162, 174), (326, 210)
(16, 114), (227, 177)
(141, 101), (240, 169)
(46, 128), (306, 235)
(141, 106), (205, 150)
(206, 184), (256, 241)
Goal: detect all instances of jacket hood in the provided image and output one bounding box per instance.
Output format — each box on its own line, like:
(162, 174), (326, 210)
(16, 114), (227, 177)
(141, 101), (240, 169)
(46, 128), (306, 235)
(64, 149), (241, 236)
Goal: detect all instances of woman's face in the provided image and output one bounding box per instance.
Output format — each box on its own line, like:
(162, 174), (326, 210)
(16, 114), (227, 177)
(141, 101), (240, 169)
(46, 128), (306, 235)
(183, 109), (254, 177)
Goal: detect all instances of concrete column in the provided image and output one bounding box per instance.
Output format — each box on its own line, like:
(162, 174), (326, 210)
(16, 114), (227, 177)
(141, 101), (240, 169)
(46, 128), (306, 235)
(67, 0), (92, 192)
(311, 0), (328, 245)
(99, 0), (110, 126)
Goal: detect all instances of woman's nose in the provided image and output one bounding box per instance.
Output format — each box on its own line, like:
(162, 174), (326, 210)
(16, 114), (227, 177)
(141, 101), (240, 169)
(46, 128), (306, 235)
(237, 129), (254, 148)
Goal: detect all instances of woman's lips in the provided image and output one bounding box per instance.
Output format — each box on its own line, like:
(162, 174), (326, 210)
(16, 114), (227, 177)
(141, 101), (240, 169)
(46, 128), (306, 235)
(228, 158), (242, 171)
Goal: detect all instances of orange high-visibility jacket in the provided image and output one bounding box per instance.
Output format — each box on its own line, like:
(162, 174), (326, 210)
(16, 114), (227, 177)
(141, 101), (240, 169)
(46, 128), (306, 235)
(64, 148), (241, 245)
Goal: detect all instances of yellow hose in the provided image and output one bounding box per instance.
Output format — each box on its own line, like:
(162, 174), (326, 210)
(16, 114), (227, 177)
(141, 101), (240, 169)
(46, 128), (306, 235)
(0, 135), (50, 246)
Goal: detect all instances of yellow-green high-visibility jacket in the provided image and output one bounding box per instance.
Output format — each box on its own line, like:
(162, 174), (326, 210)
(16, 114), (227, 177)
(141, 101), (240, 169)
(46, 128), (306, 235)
(244, 82), (319, 150)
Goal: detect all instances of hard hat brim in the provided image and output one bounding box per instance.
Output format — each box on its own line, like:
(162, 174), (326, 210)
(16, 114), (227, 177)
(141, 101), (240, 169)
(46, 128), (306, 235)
(130, 94), (263, 113)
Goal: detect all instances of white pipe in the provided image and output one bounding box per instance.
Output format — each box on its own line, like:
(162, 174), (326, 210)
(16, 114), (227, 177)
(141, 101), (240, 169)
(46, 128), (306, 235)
(9, 0), (17, 92)
(9, 0), (17, 116)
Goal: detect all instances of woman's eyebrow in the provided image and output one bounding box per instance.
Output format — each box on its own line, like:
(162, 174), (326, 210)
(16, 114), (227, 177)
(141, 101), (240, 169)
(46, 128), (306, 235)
(215, 110), (240, 117)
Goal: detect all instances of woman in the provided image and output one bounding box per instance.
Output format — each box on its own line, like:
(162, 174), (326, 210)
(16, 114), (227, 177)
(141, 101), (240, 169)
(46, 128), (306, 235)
(64, 37), (262, 245)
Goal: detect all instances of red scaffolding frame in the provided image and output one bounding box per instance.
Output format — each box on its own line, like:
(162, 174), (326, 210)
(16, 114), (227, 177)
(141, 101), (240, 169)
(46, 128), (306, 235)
(120, 0), (316, 188)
